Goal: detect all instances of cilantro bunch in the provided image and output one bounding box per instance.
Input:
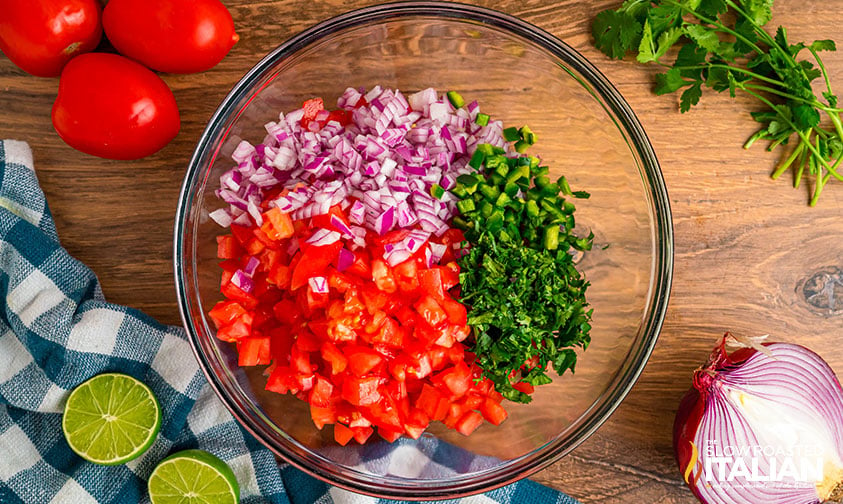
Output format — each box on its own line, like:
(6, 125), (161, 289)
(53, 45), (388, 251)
(593, 0), (842, 205)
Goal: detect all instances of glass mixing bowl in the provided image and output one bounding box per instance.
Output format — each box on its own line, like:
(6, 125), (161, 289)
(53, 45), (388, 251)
(174, 2), (673, 499)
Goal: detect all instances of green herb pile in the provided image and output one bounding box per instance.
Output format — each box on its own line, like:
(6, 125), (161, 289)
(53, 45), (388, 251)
(450, 136), (593, 403)
(593, 0), (842, 205)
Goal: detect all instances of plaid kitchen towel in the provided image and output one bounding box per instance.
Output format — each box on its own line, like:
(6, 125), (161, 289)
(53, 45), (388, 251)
(0, 139), (578, 504)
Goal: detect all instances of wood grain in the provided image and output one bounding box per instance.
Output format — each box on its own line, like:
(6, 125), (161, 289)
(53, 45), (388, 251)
(2, 1), (843, 502)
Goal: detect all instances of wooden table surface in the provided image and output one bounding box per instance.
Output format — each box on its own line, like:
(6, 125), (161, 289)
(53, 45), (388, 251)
(2, 1), (843, 502)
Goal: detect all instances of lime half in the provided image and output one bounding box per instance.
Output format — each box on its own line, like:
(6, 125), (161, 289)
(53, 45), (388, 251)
(62, 372), (161, 465)
(148, 449), (240, 504)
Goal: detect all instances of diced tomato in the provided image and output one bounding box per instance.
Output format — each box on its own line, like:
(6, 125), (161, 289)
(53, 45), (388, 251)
(312, 204), (350, 232)
(372, 317), (404, 347)
(345, 249), (371, 278)
(372, 228), (412, 246)
(269, 326), (294, 363)
(295, 331), (321, 352)
(455, 410), (484, 436)
(320, 341), (348, 374)
(414, 295), (448, 329)
(480, 397), (508, 426)
(208, 300), (247, 328)
(345, 346), (384, 376)
(326, 109), (352, 127)
(216, 315), (252, 342)
(417, 268), (446, 300)
(268, 263), (291, 287)
(434, 361), (472, 399)
(351, 425), (373, 444)
(306, 285), (329, 310)
(393, 260), (419, 292)
(439, 263), (460, 289)
(220, 281), (258, 310)
(301, 97), (324, 122)
(310, 402), (336, 430)
(309, 375), (334, 407)
(290, 345), (314, 375)
(439, 297), (468, 326)
(260, 207), (295, 240)
(342, 376), (381, 406)
(290, 241), (343, 291)
(371, 259), (397, 293)
(229, 224), (254, 246)
(417, 384), (449, 421)
(333, 423), (354, 446)
(272, 299), (300, 325)
(216, 235), (242, 259)
(512, 381), (535, 395)
(403, 408), (430, 440)
(237, 336), (271, 366)
(377, 427), (403, 443)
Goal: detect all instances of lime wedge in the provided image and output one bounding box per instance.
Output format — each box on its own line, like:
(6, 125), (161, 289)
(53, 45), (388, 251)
(148, 449), (240, 504)
(62, 372), (161, 465)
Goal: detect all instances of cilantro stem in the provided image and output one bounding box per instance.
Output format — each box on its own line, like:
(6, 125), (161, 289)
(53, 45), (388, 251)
(671, 64), (786, 88)
(810, 48), (835, 99)
(743, 88), (843, 182)
(741, 83), (827, 109)
(794, 141), (809, 188)
(773, 142), (803, 180)
(723, 0), (781, 51)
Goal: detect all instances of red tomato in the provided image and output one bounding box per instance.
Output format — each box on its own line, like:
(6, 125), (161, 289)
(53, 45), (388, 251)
(52, 53), (180, 160)
(102, 0), (238, 74)
(0, 0), (102, 77)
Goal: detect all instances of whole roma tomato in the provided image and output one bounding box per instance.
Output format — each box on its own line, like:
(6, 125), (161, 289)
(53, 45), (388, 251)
(0, 0), (102, 77)
(103, 0), (239, 74)
(52, 53), (180, 160)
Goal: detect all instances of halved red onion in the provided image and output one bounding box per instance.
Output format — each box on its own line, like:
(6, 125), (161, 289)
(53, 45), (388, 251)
(675, 334), (843, 504)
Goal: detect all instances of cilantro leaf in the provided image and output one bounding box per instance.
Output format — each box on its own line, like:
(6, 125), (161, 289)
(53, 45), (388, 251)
(699, 0), (728, 17)
(655, 67), (691, 95)
(680, 82), (703, 112)
(592, 9), (643, 59)
(811, 40), (837, 52)
(647, 3), (683, 35)
(739, 0), (774, 26)
(791, 104), (820, 130)
(637, 19), (657, 63)
(685, 24), (722, 54)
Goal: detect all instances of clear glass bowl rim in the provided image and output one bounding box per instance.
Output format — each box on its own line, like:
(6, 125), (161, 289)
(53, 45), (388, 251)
(173, 1), (674, 499)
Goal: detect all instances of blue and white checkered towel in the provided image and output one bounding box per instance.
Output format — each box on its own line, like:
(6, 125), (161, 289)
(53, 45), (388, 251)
(0, 139), (579, 504)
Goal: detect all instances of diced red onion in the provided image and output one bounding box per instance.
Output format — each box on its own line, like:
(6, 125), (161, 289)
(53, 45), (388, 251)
(375, 207), (395, 235)
(230, 269), (254, 293)
(242, 256), (260, 277)
(384, 248), (412, 267)
(308, 276), (329, 294)
(330, 215), (354, 238)
(337, 248), (355, 272)
(212, 86), (512, 263)
(306, 228), (341, 245)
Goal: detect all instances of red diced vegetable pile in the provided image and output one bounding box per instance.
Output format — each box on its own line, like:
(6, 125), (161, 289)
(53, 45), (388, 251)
(208, 87), (515, 444)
